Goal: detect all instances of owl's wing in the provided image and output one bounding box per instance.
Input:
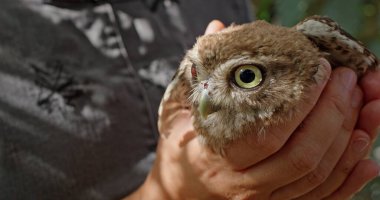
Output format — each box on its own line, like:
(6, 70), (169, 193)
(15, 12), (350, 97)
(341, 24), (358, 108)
(158, 60), (192, 137)
(295, 15), (379, 76)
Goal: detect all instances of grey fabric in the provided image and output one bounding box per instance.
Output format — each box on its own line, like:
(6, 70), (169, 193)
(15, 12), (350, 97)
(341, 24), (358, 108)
(0, 0), (252, 199)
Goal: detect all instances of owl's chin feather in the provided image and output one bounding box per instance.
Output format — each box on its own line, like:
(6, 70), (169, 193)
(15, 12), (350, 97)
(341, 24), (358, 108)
(194, 108), (259, 154)
(194, 104), (301, 154)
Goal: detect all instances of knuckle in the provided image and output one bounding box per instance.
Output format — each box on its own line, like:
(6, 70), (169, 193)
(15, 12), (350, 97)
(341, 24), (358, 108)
(248, 133), (283, 156)
(264, 135), (283, 155)
(310, 190), (329, 200)
(306, 168), (329, 186)
(340, 162), (353, 176)
(290, 149), (319, 173)
(328, 95), (347, 121)
(231, 189), (268, 200)
(329, 94), (356, 133)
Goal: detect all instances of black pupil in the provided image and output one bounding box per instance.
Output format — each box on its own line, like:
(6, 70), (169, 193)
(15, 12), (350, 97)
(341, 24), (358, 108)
(239, 69), (255, 83)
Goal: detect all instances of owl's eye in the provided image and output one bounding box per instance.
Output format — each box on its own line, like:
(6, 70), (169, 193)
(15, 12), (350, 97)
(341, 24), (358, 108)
(191, 64), (197, 80)
(233, 65), (263, 89)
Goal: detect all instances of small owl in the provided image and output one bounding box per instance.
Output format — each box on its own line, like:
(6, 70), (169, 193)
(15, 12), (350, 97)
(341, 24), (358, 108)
(158, 16), (379, 154)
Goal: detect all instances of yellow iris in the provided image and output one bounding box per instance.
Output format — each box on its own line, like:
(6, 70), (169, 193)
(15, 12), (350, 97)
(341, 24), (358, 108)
(234, 65), (263, 89)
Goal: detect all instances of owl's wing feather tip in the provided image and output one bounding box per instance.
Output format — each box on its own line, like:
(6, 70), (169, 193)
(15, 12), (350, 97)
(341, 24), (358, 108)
(296, 15), (379, 76)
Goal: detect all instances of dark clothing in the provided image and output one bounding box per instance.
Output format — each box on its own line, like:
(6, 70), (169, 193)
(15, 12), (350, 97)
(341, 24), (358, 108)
(0, 0), (252, 199)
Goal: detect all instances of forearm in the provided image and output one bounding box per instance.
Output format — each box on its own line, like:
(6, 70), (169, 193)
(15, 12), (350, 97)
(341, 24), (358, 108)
(123, 172), (170, 200)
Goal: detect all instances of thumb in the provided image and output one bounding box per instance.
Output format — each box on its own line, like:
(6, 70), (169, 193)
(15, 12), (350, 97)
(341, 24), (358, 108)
(205, 20), (225, 35)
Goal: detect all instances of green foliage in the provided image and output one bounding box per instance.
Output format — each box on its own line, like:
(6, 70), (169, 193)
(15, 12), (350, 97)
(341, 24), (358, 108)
(321, 0), (362, 35)
(252, 0), (380, 199)
(252, 0), (380, 57)
(273, 0), (313, 26)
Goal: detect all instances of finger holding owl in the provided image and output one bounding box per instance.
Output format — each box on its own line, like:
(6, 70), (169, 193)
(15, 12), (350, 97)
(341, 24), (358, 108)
(142, 19), (380, 200)
(159, 15), (379, 154)
(147, 59), (378, 200)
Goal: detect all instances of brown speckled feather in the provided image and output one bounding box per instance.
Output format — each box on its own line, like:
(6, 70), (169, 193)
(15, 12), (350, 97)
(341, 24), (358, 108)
(296, 15), (379, 75)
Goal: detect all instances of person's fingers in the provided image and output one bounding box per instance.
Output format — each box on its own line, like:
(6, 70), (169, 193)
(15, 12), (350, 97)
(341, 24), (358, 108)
(243, 68), (357, 189)
(358, 99), (380, 139)
(359, 69), (380, 102)
(293, 129), (371, 199)
(205, 20), (225, 35)
(270, 78), (362, 200)
(324, 159), (380, 200)
(224, 59), (332, 170)
(167, 109), (197, 146)
(358, 69), (380, 139)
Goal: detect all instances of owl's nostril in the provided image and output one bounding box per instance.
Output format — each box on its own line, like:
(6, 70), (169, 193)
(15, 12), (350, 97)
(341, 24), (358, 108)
(203, 82), (209, 89)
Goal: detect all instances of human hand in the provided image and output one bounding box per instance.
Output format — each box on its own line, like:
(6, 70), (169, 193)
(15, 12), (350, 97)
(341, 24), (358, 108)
(292, 59), (380, 200)
(358, 69), (380, 137)
(125, 20), (380, 200)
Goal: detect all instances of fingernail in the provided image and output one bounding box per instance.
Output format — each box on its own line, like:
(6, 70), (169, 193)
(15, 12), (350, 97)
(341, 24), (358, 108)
(314, 59), (331, 85)
(351, 87), (363, 108)
(352, 137), (370, 153)
(205, 21), (216, 34)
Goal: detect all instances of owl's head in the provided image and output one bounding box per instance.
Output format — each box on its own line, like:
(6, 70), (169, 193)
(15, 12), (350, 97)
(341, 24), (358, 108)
(185, 21), (322, 150)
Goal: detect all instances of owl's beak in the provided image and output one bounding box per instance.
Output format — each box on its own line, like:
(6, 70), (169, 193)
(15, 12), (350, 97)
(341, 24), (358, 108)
(198, 89), (215, 120)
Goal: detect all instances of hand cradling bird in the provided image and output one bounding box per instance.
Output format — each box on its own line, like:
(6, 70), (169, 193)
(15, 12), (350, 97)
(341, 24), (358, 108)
(158, 16), (379, 154)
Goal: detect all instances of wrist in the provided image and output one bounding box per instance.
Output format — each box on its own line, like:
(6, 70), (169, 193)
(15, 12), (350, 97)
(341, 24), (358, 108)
(123, 171), (170, 200)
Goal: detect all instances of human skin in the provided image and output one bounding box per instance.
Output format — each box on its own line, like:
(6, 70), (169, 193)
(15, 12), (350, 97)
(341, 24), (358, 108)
(124, 21), (380, 200)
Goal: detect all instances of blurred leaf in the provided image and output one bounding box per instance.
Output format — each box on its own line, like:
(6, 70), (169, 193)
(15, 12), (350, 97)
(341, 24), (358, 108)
(254, 0), (274, 21)
(353, 178), (380, 200)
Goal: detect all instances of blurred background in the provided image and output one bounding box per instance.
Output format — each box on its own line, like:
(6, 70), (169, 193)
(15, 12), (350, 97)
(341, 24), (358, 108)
(250, 0), (380, 199)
